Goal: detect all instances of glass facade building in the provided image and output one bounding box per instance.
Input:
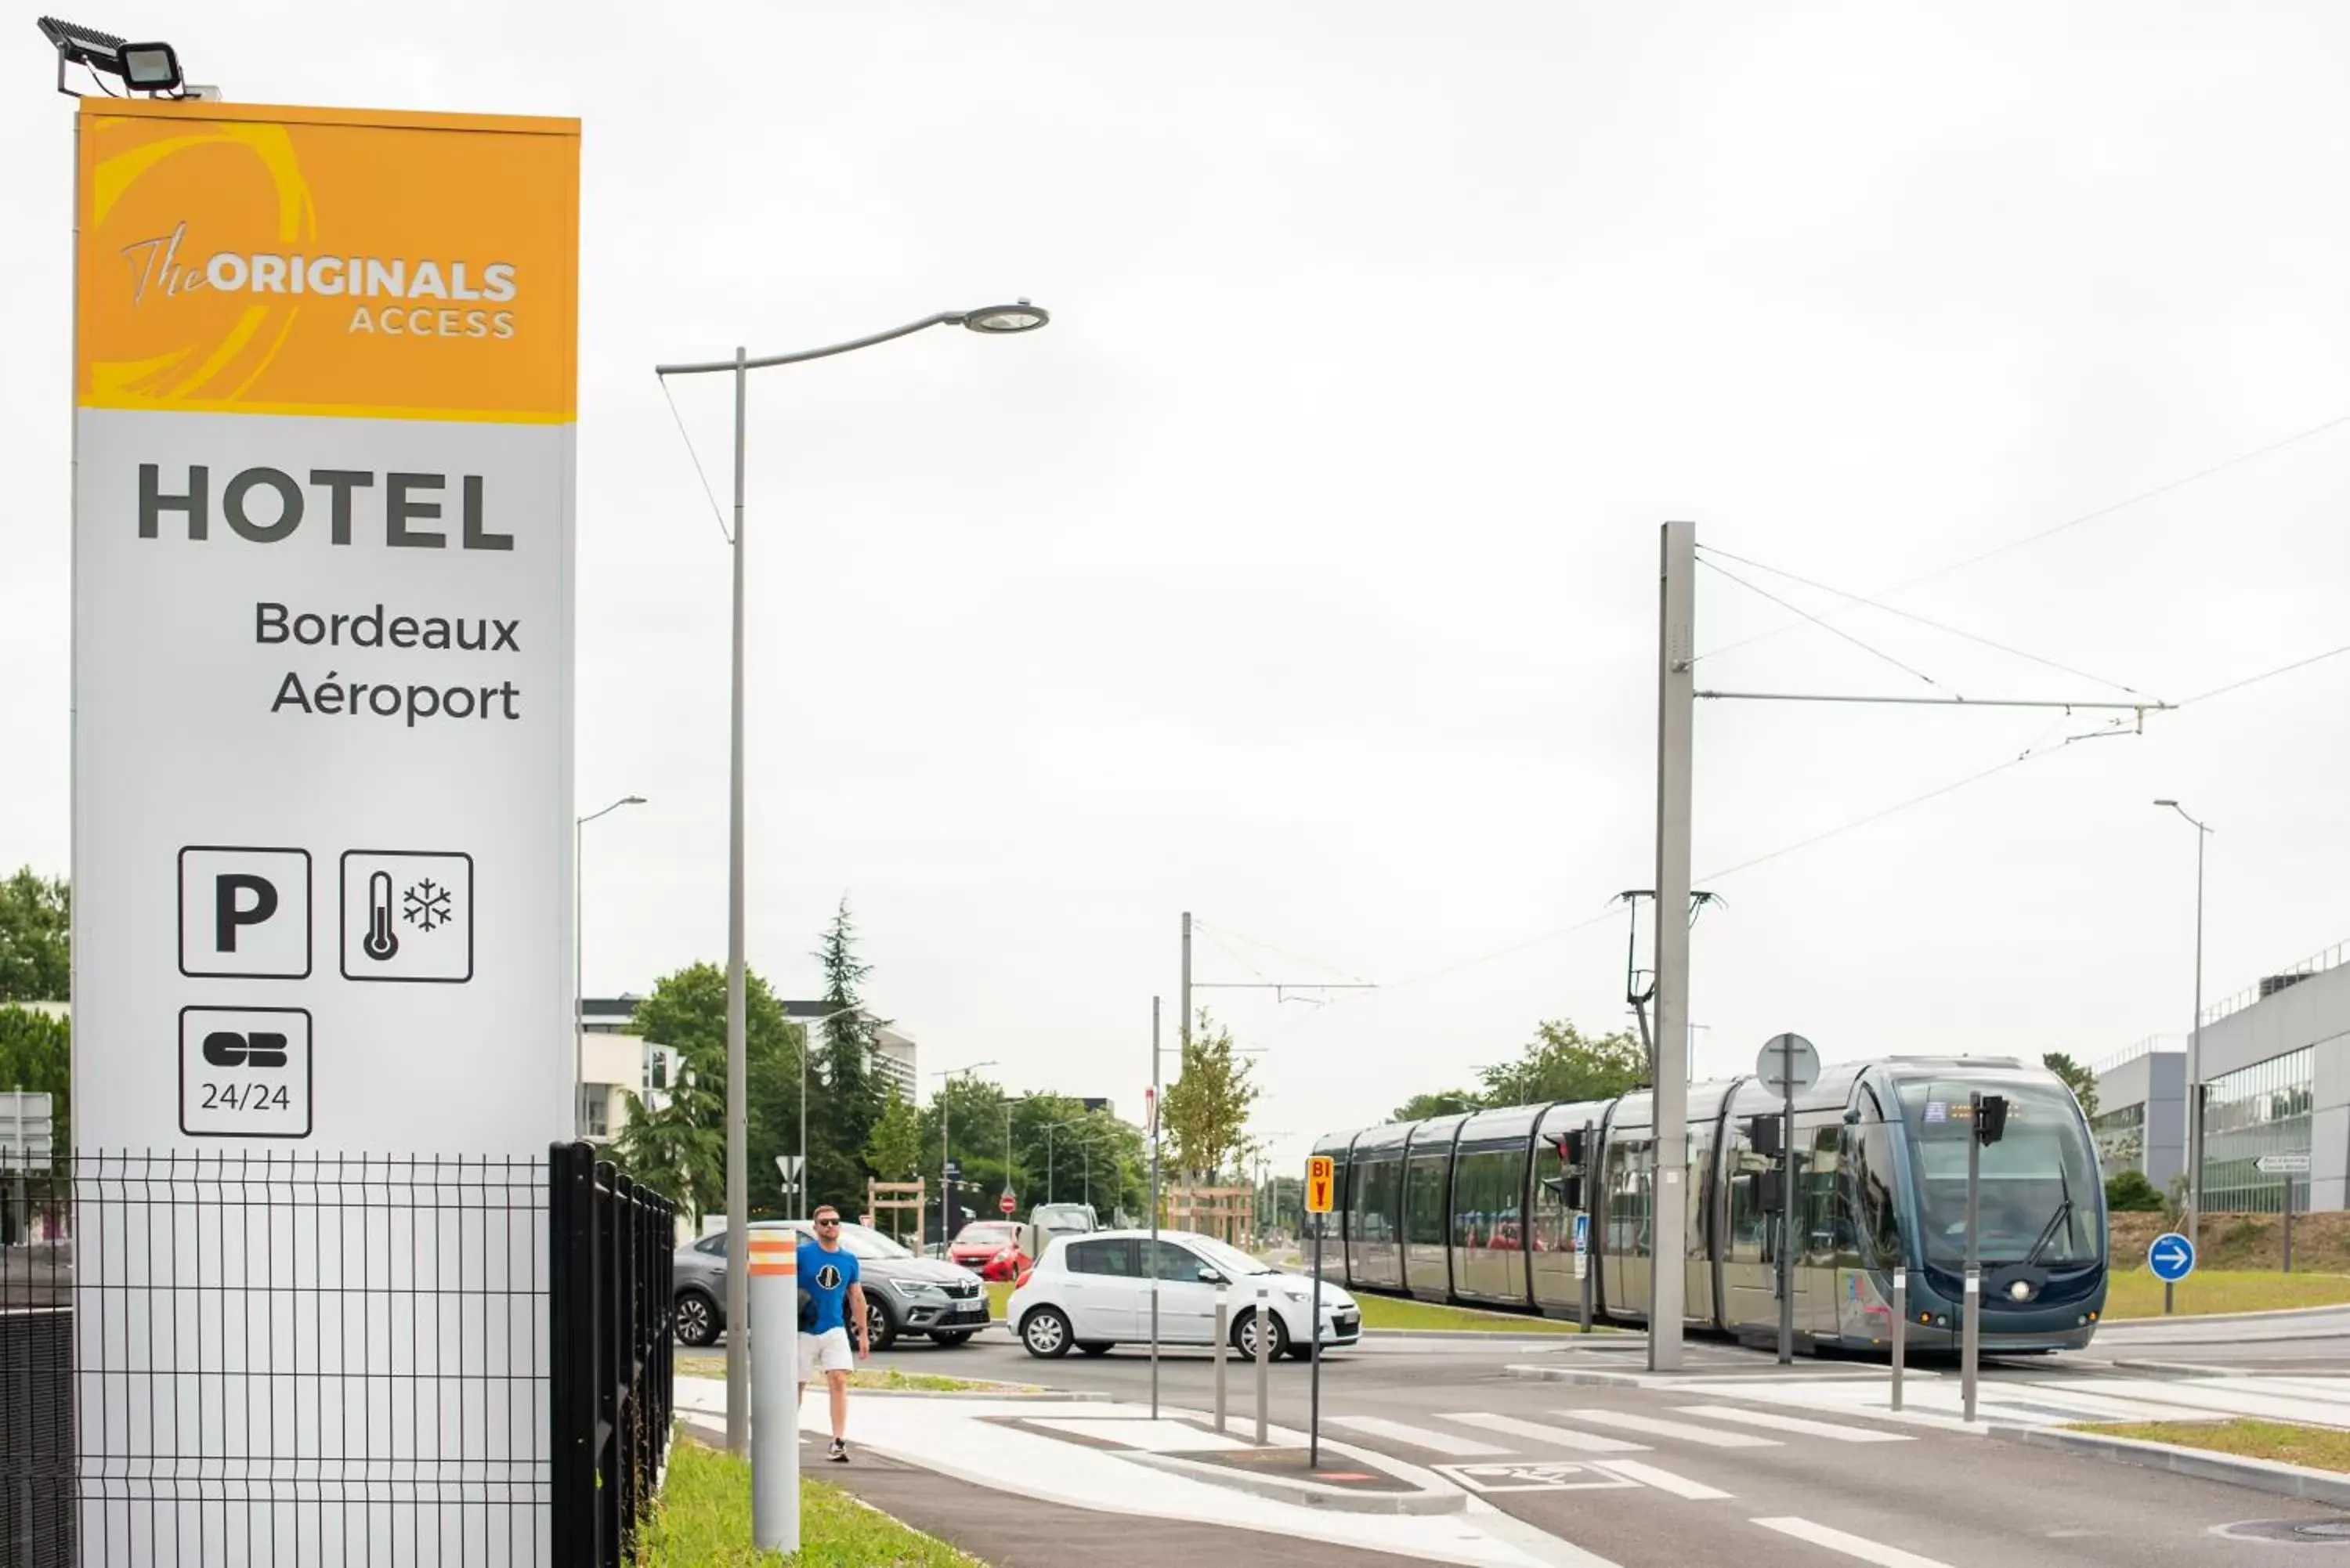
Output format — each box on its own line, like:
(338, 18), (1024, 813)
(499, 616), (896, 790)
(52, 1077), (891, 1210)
(2201, 1046), (2313, 1214)
(2092, 1101), (2146, 1179)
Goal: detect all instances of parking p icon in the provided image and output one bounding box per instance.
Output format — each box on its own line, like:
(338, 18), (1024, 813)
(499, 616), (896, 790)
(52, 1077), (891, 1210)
(179, 847), (312, 980)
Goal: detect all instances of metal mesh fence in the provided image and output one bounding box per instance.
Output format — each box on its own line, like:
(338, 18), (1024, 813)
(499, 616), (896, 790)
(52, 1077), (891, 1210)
(2, 1151), (553, 1567)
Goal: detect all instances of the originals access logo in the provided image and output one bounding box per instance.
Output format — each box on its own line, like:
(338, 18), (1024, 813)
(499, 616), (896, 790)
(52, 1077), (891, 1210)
(121, 219), (520, 340)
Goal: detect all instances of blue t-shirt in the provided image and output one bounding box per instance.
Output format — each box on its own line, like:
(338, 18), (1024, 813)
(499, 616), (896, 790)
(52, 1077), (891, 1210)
(798, 1239), (860, 1335)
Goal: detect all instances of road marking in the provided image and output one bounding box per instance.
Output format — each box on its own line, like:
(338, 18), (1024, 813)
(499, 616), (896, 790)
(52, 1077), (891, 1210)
(1672, 1404), (1911, 1443)
(1588, 1458), (1732, 1499)
(1327, 1416), (1509, 1456)
(1752, 1516), (1955, 1566)
(1556, 1408), (1781, 1447)
(1440, 1412), (1650, 1453)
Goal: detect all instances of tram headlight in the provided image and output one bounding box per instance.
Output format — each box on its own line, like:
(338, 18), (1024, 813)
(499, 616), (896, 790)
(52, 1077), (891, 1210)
(2008, 1280), (2034, 1302)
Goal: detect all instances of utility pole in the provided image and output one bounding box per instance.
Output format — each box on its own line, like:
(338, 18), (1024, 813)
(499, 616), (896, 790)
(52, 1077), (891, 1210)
(1650, 520), (1695, 1371)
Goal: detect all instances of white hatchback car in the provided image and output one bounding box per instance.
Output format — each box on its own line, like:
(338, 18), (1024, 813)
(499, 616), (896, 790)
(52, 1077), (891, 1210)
(1006, 1228), (1360, 1359)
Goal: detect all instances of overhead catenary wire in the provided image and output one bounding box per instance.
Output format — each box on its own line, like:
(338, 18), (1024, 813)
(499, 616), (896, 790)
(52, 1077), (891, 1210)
(1700, 410), (2350, 665)
(1695, 544), (2151, 699)
(656, 374), (733, 545)
(1697, 555), (1946, 692)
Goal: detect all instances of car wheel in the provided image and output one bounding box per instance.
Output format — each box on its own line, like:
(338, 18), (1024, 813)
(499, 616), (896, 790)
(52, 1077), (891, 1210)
(930, 1331), (976, 1348)
(1235, 1306), (1289, 1360)
(864, 1297), (898, 1354)
(1021, 1306), (1074, 1358)
(674, 1290), (720, 1348)
(1076, 1341), (1114, 1357)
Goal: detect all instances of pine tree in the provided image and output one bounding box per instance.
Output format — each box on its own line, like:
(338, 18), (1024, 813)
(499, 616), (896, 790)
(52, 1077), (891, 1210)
(808, 898), (889, 1215)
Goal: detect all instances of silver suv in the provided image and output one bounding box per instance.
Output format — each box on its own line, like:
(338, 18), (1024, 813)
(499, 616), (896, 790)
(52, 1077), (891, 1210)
(672, 1219), (991, 1352)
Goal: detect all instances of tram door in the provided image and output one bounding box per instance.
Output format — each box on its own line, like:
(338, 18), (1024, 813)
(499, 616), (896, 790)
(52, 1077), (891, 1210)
(1600, 1135), (1654, 1318)
(1796, 1125), (1844, 1336)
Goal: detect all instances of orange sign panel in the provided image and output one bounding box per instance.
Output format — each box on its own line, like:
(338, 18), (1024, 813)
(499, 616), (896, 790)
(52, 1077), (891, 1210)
(76, 98), (578, 424)
(1307, 1155), (1335, 1214)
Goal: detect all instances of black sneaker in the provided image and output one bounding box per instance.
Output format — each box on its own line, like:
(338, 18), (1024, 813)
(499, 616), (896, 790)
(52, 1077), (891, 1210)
(826, 1438), (848, 1464)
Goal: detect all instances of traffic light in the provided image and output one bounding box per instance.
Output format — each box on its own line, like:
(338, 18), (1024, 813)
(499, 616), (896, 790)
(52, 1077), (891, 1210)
(1755, 1168), (1785, 1213)
(1975, 1093), (2008, 1146)
(1748, 1115), (1783, 1158)
(1549, 1130), (1588, 1211)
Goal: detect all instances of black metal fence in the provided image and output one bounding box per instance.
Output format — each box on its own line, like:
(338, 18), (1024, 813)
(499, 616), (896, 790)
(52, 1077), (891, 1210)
(0, 1146), (675, 1568)
(548, 1144), (675, 1568)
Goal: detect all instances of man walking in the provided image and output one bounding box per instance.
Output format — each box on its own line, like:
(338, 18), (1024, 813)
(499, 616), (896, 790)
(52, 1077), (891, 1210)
(798, 1204), (870, 1462)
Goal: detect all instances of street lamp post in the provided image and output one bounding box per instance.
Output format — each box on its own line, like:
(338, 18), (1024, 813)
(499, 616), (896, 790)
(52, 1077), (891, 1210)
(653, 302), (1048, 1457)
(934, 1061), (998, 1248)
(2155, 799), (2214, 1254)
(574, 795), (645, 1136)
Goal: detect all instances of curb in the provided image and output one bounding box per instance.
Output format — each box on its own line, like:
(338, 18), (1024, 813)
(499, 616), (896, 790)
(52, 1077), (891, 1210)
(2099, 1302), (2350, 1327)
(1364, 1327), (1623, 1342)
(1504, 1364), (1647, 1388)
(2104, 1359), (2246, 1378)
(1117, 1450), (1466, 1516)
(856, 1388), (1112, 1402)
(1990, 1424), (2350, 1508)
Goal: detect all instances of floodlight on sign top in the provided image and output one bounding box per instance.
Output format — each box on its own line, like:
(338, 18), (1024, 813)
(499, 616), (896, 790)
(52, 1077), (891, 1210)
(36, 16), (185, 96)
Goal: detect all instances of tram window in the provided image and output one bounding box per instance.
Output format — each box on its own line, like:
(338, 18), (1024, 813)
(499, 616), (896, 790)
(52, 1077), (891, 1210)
(1453, 1147), (1522, 1249)
(1406, 1155), (1448, 1246)
(1687, 1121), (1715, 1260)
(1853, 1097), (1903, 1267)
(1352, 1158), (1399, 1244)
(1531, 1149), (1571, 1253)
(1802, 1126), (1847, 1264)
(1724, 1122), (1770, 1263)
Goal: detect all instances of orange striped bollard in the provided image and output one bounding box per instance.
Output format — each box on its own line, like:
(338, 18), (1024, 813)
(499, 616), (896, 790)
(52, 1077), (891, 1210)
(748, 1230), (799, 1551)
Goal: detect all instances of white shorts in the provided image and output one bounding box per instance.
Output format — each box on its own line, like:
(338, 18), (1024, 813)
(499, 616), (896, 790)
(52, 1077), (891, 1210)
(798, 1326), (854, 1380)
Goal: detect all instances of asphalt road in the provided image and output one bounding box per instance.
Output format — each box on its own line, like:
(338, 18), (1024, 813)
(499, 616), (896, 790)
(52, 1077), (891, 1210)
(854, 1325), (2350, 1567)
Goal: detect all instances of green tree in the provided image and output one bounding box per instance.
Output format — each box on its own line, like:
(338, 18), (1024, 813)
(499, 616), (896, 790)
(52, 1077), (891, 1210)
(1476, 1020), (1645, 1107)
(1162, 1009), (1260, 1183)
(610, 1064), (725, 1223)
(2042, 1052), (2100, 1121)
(0, 1004), (70, 1161)
(626, 961), (803, 1214)
(808, 898), (889, 1215)
(864, 1090), (924, 1183)
(1390, 1089), (1480, 1122)
(0, 870), (70, 1003)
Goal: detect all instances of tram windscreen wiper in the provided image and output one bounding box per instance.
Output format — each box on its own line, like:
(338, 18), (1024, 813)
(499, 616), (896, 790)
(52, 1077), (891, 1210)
(2022, 1166), (2074, 1267)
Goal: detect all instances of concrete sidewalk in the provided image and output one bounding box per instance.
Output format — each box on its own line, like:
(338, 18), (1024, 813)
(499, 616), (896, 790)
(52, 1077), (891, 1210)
(674, 1375), (1605, 1567)
(679, 1415), (1466, 1568)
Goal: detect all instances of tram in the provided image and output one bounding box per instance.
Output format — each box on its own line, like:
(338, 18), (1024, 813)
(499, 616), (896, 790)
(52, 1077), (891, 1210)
(1312, 1054), (2107, 1353)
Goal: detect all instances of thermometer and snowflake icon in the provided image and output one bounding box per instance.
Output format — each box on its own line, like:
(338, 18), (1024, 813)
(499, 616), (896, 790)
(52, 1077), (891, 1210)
(342, 852), (473, 983)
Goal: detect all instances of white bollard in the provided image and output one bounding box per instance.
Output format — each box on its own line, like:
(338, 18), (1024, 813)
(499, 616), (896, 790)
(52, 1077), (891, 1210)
(750, 1230), (799, 1552)
(1254, 1281), (1271, 1447)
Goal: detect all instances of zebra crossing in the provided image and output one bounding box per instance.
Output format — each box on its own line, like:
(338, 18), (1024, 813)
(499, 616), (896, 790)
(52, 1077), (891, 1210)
(1325, 1401), (1913, 1498)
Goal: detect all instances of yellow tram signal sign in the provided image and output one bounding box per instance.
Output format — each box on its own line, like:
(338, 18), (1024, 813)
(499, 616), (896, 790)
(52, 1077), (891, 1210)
(1307, 1155), (1335, 1213)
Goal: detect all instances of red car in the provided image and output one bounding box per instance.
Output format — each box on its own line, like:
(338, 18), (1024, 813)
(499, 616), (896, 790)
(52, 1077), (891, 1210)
(948, 1221), (1030, 1281)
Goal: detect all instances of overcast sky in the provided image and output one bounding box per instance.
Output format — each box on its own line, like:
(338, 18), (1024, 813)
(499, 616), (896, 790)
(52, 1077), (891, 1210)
(6, 3), (2348, 1176)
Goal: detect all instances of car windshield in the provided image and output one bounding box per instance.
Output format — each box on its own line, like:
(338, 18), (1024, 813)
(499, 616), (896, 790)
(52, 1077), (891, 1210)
(1185, 1235), (1278, 1277)
(1893, 1077), (2101, 1266)
(956, 1223), (1017, 1246)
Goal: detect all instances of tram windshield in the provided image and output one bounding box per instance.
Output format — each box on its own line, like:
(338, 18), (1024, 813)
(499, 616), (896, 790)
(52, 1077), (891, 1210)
(1894, 1078), (2100, 1266)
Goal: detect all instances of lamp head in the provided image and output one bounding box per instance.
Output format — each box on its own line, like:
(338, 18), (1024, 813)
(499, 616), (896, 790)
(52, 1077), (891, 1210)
(962, 300), (1050, 334)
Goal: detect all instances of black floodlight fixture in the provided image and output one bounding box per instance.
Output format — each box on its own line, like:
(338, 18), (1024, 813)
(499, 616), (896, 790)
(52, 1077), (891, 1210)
(37, 16), (184, 97)
(961, 299), (1050, 334)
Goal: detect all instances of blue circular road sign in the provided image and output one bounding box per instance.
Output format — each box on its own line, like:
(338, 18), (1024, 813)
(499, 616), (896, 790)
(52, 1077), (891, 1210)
(2147, 1231), (2196, 1282)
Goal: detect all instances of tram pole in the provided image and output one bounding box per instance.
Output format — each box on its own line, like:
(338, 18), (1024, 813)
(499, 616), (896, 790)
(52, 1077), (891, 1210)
(1578, 1119), (1596, 1333)
(1648, 519), (1696, 1372)
(1777, 1035), (1795, 1366)
(1962, 1090), (1983, 1423)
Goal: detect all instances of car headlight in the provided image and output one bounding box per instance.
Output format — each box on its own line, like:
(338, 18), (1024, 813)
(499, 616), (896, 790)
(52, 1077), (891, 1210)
(1278, 1286), (1313, 1303)
(901, 1281), (945, 1299)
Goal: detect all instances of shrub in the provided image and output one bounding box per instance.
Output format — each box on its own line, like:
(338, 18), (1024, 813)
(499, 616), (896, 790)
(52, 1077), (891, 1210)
(2104, 1170), (2165, 1213)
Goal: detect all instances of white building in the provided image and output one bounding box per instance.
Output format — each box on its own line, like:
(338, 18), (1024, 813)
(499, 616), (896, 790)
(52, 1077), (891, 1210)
(577, 995), (916, 1142)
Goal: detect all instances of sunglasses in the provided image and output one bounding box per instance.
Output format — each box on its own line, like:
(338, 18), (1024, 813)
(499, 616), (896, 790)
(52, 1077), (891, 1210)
(815, 1219), (841, 1228)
